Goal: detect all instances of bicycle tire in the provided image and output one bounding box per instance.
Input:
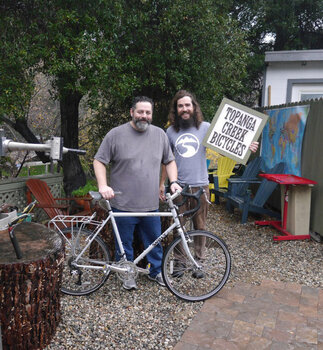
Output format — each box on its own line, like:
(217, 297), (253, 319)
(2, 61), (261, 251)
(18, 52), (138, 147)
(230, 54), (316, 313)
(61, 228), (111, 296)
(162, 230), (231, 302)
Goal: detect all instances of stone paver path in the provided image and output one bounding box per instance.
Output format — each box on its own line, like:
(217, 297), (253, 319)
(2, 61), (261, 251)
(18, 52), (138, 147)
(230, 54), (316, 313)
(174, 279), (323, 349)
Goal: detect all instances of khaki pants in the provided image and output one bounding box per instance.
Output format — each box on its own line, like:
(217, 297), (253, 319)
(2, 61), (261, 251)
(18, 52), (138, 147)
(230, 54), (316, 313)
(175, 185), (210, 261)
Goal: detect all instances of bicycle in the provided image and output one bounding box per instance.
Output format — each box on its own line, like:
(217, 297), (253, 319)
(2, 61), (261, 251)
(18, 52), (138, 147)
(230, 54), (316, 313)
(48, 186), (231, 302)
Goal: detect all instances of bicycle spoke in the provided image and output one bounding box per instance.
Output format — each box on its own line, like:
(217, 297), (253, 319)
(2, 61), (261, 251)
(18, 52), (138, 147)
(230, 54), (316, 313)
(61, 228), (111, 296)
(162, 230), (231, 302)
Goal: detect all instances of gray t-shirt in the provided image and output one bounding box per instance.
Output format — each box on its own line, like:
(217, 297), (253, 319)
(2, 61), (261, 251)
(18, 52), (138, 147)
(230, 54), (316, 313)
(94, 122), (174, 211)
(166, 121), (210, 186)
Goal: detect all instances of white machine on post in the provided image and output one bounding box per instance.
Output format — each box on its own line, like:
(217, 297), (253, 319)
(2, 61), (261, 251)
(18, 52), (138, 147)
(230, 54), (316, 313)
(0, 129), (85, 161)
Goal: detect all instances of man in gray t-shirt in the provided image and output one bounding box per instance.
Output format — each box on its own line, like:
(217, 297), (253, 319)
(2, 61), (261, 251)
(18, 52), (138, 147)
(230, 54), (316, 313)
(93, 96), (181, 290)
(160, 90), (211, 279)
(160, 90), (258, 279)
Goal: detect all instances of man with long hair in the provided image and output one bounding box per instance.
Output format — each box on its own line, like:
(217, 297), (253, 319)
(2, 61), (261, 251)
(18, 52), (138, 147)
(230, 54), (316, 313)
(160, 90), (258, 278)
(160, 90), (211, 278)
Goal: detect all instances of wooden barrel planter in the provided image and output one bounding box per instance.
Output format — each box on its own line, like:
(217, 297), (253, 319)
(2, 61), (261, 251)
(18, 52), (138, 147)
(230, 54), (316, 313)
(0, 222), (64, 350)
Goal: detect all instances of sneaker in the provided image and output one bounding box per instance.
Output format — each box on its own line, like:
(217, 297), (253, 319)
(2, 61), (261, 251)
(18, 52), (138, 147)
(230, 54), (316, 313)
(192, 269), (205, 279)
(123, 278), (137, 290)
(148, 273), (165, 287)
(172, 260), (186, 278)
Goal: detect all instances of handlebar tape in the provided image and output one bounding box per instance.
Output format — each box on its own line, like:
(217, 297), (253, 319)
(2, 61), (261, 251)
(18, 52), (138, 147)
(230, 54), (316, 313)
(178, 186), (204, 217)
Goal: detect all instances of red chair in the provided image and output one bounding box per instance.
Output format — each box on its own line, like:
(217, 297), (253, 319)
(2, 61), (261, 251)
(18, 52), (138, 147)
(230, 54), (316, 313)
(26, 179), (92, 220)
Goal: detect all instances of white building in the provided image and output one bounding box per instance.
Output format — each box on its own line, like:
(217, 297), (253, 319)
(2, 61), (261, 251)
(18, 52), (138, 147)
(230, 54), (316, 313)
(262, 49), (323, 107)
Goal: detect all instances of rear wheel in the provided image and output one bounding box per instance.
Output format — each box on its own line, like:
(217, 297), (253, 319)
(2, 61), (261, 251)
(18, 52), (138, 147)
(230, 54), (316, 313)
(60, 228), (111, 296)
(162, 230), (231, 302)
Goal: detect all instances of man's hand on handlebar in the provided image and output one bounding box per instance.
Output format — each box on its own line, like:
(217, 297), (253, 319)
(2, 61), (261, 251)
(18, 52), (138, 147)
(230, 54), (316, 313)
(170, 182), (182, 194)
(99, 185), (115, 200)
(159, 182), (182, 201)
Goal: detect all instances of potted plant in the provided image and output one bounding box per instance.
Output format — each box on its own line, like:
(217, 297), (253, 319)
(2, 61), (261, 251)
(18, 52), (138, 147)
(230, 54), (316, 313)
(71, 180), (98, 212)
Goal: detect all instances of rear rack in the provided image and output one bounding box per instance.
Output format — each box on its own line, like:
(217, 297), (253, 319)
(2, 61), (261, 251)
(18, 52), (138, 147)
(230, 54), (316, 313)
(48, 214), (103, 231)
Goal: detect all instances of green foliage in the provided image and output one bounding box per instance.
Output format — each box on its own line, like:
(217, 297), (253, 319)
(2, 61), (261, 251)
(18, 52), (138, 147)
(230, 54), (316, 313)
(91, 0), (249, 137)
(71, 180), (98, 197)
(228, 0), (323, 104)
(0, 156), (16, 179)
(0, 161), (60, 179)
(263, 0), (323, 50)
(18, 164), (61, 177)
(0, 3), (39, 120)
(229, 0), (323, 50)
(3, 0), (321, 185)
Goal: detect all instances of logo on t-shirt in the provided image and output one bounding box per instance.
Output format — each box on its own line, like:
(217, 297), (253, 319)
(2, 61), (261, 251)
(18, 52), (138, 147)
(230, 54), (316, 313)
(175, 133), (200, 158)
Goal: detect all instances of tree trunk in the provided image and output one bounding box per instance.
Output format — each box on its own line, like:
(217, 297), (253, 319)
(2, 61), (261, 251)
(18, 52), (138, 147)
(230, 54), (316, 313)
(0, 222), (64, 350)
(2, 117), (51, 163)
(60, 91), (86, 196)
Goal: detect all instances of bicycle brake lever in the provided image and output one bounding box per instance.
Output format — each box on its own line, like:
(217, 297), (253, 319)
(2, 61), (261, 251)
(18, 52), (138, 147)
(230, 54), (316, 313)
(204, 191), (212, 204)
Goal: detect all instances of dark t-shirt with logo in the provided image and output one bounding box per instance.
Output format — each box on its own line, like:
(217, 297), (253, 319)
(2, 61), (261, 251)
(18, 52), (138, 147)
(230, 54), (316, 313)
(166, 121), (210, 187)
(95, 122), (174, 211)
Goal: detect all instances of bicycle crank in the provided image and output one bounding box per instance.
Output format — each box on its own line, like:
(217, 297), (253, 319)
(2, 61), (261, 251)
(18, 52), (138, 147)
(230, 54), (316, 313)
(115, 261), (138, 282)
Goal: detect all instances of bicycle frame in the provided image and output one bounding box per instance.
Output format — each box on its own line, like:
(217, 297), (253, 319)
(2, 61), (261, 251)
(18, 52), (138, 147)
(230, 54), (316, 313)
(49, 190), (201, 275)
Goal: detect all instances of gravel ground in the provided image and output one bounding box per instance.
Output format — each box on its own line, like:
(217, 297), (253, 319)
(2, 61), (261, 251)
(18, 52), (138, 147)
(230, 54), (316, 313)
(46, 200), (322, 350)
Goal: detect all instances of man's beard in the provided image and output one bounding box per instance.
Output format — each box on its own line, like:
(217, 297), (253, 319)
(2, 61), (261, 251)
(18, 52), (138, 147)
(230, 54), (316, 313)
(178, 116), (195, 129)
(133, 118), (151, 131)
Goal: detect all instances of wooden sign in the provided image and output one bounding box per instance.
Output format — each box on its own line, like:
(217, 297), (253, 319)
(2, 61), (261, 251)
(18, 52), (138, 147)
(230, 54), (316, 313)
(203, 97), (268, 164)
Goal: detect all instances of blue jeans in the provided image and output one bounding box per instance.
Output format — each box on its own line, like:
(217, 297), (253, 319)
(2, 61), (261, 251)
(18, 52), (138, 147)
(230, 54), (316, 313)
(112, 208), (163, 277)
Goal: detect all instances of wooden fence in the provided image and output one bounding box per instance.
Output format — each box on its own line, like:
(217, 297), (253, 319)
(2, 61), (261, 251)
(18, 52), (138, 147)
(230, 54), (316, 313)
(0, 173), (64, 222)
(258, 98), (323, 237)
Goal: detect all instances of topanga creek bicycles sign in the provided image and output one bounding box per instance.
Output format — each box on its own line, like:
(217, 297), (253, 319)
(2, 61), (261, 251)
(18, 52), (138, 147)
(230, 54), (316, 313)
(203, 97), (268, 164)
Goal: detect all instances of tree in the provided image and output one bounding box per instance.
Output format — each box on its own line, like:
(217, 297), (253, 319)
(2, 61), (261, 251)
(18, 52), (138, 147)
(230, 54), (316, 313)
(228, 0), (323, 104)
(34, 1), (127, 194)
(1, 1), (123, 194)
(92, 0), (249, 137)
(270, 0), (322, 50)
(1, 0), (250, 191)
(0, 1), (51, 163)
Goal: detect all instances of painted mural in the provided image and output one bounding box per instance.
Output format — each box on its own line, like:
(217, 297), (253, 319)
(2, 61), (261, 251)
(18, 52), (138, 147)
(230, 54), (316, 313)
(261, 105), (310, 176)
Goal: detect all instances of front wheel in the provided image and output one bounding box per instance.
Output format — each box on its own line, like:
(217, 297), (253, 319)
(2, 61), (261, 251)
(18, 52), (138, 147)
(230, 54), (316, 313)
(60, 228), (111, 296)
(162, 230), (231, 302)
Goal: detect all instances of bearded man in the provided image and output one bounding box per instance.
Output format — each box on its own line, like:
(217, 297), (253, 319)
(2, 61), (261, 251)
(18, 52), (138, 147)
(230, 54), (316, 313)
(94, 96), (181, 290)
(160, 90), (258, 278)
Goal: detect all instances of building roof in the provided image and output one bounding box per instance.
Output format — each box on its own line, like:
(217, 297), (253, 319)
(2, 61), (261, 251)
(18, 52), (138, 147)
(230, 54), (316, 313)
(265, 49), (323, 63)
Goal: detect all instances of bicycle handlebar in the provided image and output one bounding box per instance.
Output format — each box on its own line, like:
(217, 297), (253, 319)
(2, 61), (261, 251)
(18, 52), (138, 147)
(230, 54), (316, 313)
(89, 186), (204, 218)
(176, 185), (204, 217)
(89, 191), (122, 201)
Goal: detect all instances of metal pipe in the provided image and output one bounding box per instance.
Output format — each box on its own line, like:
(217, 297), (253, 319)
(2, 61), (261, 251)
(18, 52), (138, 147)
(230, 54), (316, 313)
(3, 140), (50, 152)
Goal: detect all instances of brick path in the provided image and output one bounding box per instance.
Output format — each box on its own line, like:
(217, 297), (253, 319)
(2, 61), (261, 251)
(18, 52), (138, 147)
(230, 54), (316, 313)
(174, 279), (323, 349)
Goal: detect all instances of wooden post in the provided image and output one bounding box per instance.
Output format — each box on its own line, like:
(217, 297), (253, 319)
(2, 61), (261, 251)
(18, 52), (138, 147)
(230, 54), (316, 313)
(0, 222), (64, 350)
